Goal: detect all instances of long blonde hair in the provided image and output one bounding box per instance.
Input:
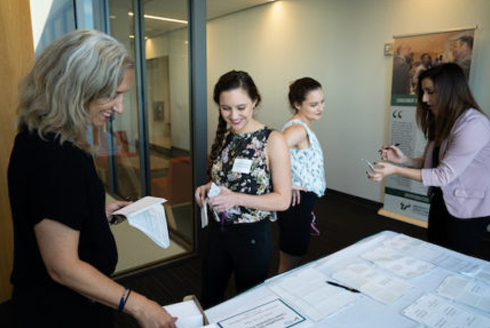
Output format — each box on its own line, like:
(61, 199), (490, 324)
(17, 29), (134, 151)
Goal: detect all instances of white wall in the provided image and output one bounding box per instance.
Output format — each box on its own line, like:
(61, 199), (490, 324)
(207, 0), (490, 202)
(29, 0), (55, 49)
(146, 29), (190, 151)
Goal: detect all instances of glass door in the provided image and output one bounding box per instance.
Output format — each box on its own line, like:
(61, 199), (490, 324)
(143, 0), (193, 251)
(95, 0), (194, 275)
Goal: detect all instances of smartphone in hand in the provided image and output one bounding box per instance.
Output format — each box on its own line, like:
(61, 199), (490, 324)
(361, 158), (375, 171)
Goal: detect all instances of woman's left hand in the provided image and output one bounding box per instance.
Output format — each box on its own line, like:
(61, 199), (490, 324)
(207, 186), (237, 213)
(366, 162), (398, 182)
(105, 201), (132, 223)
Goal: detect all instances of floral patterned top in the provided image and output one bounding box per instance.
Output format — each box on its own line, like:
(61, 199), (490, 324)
(211, 126), (274, 224)
(283, 119), (326, 197)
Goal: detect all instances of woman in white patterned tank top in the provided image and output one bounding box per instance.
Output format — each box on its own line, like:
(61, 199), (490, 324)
(277, 77), (327, 273)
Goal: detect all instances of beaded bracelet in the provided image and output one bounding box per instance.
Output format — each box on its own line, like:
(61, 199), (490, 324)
(118, 287), (130, 314)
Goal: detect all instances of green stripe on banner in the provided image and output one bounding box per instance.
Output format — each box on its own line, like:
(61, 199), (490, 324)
(385, 187), (431, 204)
(391, 95), (417, 106)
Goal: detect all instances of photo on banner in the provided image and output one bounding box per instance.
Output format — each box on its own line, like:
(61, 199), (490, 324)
(381, 28), (476, 225)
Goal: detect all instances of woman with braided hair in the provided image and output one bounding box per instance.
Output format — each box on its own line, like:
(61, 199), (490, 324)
(195, 70), (291, 308)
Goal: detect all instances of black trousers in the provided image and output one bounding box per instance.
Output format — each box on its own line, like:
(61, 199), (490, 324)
(277, 191), (319, 256)
(428, 188), (490, 256)
(201, 219), (272, 309)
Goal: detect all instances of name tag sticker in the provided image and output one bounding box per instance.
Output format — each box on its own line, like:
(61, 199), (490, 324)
(232, 158), (252, 174)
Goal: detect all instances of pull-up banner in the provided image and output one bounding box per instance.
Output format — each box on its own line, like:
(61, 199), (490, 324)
(380, 28), (476, 226)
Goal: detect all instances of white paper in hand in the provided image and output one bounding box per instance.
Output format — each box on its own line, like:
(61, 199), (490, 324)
(111, 196), (169, 249)
(200, 183), (221, 228)
(208, 183), (221, 198)
(164, 300), (204, 328)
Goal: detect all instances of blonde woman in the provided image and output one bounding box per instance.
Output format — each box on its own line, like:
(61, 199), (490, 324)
(8, 30), (176, 328)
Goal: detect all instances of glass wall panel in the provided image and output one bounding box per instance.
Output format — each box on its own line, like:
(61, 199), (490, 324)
(100, 0), (194, 274)
(143, 1), (193, 249)
(92, 0), (106, 31)
(30, 0), (76, 56)
(95, 0), (142, 201)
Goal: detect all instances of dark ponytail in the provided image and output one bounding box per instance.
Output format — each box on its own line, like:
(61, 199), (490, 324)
(288, 77), (322, 112)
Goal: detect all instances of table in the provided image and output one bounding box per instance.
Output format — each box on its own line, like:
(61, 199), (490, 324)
(205, 231), (490, 328)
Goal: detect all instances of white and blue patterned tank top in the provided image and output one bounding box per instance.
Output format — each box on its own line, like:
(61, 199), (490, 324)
(282, 119), (326, 197)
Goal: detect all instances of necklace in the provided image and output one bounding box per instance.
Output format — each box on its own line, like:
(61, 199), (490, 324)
(228, 132), (247, 158)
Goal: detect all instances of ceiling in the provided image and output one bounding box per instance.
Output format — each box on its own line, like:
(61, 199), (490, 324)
(142, 0), (274, 38)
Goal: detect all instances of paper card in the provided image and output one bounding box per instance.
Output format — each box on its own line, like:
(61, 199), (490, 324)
(110, 196), (166, 218)
(217, 299), (305, 328)
(231, 158), (252, 174)
(402, 294), (490, 328)
(201, 183), (221, 228)
(164, 300), (204, 328)
(437, 275), (490, 312)
(208, 183), (221, 198)
(332, 262), (412, 304)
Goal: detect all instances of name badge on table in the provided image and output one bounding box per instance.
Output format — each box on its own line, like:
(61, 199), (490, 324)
(232, 158), (252, 174)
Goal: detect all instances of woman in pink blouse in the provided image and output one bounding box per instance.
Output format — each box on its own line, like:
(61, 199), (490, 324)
(368, 63), (490, 256)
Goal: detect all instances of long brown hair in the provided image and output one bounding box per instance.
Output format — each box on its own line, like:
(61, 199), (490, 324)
(207, 70), (261, 179)
(416, 63), (483, 145)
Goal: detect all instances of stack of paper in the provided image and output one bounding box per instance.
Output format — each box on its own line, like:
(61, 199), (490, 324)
(332, 262), (412, 304)
(110, 196), (169, 248)
(402, 294), (490, 328)
(266, 267), (361, 321)
(361, 246), (434, 279)
(437, 275), (490, 312)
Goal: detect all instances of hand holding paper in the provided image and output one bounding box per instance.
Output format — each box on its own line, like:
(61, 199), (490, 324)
(110, 196), (170, 249)
(200, 183), (221, 228)
(106, 200), (132, 224)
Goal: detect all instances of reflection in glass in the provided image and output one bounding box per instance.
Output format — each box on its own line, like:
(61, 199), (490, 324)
(144, 1), (193, 250)
(93, 0), (142, 201)
(95, 0), (194, 275)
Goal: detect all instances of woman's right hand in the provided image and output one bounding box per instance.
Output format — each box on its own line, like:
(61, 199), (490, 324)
(291, 184), (305, 207)
(380, 145), (406, 164)
(130, 295), (178, 328)
(195, 182), (212, 207)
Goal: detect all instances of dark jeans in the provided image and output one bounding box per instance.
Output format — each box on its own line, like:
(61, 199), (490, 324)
(201, 219), (272, 309)
(277, 191), (319, 256)
(428, 188), (490, 256)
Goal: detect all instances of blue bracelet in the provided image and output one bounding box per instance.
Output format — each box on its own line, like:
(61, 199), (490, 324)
(118, 287), (130, 314)
(122, 289), (132, 311)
